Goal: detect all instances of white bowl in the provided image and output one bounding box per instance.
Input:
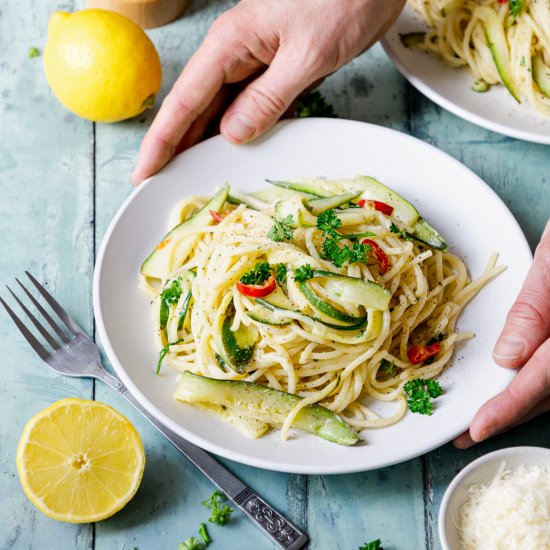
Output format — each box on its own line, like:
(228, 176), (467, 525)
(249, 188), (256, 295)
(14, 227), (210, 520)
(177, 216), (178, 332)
(439, 446), (550, 550)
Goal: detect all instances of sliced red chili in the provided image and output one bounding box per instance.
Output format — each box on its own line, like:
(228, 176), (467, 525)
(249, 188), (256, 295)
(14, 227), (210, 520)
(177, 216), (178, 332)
(407, 342), (442, 365)
(358, 199), (394, 216)
(236, 275), (276, 298)
(362, 238), (389, 274)
(209, 210), (225, 223)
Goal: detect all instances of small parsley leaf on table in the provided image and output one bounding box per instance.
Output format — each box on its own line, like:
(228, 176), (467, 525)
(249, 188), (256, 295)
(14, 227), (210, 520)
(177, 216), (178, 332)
(178, 537), (203, 550)
(359, 539), (384, 550)
(296, 91), (337, 118)
(201, 490), (234, 526)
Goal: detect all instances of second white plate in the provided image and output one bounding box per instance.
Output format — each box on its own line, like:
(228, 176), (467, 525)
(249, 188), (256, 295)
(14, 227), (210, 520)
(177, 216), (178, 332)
(382, 4), (550, 144)
(94, 118), (531, 474)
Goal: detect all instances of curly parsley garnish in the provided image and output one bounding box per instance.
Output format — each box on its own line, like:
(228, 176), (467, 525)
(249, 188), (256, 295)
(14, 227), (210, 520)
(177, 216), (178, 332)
(268, 214), (294, 242)
(178, 537), (203, 550)
(160, 278), (183, 329)
(389, 222), (400, 234)
(403, 379), (443, 415)
(201, 490), (234, 526)
(274, 263), (287, 285)
(294, 264), (315, 282)
(317, 210), (371, 267)
(510, 0), (523, 18)
(240, 261), (271, 285)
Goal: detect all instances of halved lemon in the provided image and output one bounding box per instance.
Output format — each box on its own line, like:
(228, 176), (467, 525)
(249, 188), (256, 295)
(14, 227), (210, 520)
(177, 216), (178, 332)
(16, 398), (145, 523)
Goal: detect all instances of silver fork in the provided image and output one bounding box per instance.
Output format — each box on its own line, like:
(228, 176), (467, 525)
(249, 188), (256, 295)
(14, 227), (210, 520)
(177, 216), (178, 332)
(1, 272), (308, 550)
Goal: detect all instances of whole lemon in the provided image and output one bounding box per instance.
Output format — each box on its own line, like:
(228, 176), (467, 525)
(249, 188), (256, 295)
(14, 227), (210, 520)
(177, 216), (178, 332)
(44, 9), (162, 123)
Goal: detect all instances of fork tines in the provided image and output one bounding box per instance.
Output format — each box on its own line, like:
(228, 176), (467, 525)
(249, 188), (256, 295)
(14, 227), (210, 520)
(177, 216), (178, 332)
(1, 272), (81, 360)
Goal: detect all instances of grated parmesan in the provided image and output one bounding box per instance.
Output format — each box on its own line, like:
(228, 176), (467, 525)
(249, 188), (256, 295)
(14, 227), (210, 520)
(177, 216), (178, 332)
(459, 462), (550, 549)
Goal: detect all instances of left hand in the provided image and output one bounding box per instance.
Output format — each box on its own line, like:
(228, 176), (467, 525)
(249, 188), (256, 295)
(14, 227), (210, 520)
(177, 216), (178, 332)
(454, 219), (550, 448)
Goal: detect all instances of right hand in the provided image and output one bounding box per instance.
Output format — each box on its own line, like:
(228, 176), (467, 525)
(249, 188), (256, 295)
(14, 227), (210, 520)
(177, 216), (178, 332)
(131, 0), (406, 185)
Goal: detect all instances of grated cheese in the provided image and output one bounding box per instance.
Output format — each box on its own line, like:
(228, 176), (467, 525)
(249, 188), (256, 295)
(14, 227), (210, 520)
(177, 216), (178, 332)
(459, 462), (550, 549)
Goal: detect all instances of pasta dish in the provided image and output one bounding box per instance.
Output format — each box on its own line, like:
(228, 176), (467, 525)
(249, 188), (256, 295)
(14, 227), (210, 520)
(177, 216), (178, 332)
(405, 0), (550, 116)
(139, 176), (503, 445)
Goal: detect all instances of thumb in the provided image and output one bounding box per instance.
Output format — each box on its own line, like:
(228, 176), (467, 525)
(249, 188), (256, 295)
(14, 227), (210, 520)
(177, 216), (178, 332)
(220, 50), (318, 144)
(493, 219), (550, 368)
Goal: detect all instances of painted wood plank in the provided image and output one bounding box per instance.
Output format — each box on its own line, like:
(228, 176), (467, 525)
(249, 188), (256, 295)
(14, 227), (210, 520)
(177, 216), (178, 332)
(92, 2), (291, 549)
(407, 87), (550, 550)
(302, 46), (428, 550)
(0, 0), (95, 548)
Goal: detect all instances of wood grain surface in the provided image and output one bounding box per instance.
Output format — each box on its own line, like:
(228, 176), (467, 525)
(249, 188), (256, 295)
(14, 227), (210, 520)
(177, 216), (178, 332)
(1, 1), (548, 549)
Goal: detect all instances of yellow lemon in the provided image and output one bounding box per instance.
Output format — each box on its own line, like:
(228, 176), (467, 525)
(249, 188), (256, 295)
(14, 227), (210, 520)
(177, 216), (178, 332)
(16, 398), (145, 523)
(44, 9), (162, 122)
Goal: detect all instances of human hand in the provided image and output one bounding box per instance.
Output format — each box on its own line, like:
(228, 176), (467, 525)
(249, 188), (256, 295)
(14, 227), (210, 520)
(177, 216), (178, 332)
(454, 219), (550, 449)
(131, 0), (406, 185)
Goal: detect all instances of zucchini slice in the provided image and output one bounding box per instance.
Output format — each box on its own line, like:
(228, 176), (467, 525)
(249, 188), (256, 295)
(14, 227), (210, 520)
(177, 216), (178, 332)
(306, 191), (361, 214)
(307, 270), (391, 311)
(476, 6), (520, 102)
(412, 218), (447, 251)
(141, 184), (229, 279)
(227, 189), (269, 211)
(218, 316), (259, 374)
(174, 371), (362, 446)
(533, 53), (550, 98)
(247, 305), (292, 326)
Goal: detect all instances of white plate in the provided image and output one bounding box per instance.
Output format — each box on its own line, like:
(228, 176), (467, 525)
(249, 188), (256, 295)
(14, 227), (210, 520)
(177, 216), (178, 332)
(382, 5), (550, 144)
(93, 118), (531, 474)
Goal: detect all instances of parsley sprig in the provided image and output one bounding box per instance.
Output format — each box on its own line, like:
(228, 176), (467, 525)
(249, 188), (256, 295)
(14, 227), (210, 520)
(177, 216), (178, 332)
(201, 490), (234, 526)
(268, 214), (294, 242)
(240, 261), (271, 285)
(160, 278), (183, 329)
(274, 263), (287, 285)
(510, 0), (522, 18)
(360, 539), (384, 550)
(178, 537), (203, 550)
(403, 379), (443, 415)
(294, 264), (314, 282)
(317, 210), (372, 267)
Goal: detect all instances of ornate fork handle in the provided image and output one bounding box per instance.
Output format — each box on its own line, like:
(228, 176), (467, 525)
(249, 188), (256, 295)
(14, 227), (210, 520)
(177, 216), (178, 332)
(94, 366), (308, 550)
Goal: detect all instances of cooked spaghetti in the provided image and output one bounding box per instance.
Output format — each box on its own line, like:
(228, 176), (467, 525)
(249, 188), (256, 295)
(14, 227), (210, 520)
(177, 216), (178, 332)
(406, 0), (550, 116)
(139, 178), (504, 441)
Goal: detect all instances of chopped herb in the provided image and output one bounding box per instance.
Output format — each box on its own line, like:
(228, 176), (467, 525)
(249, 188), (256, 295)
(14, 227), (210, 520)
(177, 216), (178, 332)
(28, 46), (39, 58)
(510, 0), (523, 18)
(199, 523), (211, 547)
(296, 91), (337, 118)
(317, 209), (371, 267)
(268, 214), (294, 242)
(201, 490), (234, 526)
(401, 228), (413, 242)
(240, 261), (271, 285)
(160, 279), (183, 329)
(389, 223), (400, 234)
(274, 263), (287, 285)
(157, 338), (184, 374)
(178, 537), (203, 550)
(360, 539), (384, 550)
(403, 378), (444, 415)
(380, 358), (395, 375)
(428, 333), (446, 345)
(317, 209), (342, 236)
(520, 55), (526, 67)
(294, 264), (314, 282)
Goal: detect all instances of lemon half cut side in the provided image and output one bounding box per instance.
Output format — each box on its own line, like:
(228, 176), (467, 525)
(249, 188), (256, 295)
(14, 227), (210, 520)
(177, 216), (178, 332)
(16, 398), (145, 523)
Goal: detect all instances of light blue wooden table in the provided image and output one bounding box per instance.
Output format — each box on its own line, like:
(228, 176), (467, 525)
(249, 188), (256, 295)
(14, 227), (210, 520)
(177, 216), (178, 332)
(1, 1), (548, 549)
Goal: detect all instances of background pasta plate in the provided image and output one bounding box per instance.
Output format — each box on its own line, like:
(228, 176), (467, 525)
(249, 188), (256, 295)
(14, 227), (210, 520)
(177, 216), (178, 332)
(93, 118), (530, 474)
(382, 4), (550, 144)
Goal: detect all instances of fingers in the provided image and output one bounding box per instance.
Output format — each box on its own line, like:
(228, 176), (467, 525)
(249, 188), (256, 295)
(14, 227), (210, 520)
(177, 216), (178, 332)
(469, 337), (550, 444)
(220, 49), (318, 144)
(492, 219), (550, 368)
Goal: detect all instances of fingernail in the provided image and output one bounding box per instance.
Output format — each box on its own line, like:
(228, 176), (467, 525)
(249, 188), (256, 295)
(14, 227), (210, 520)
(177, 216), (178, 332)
(456, 434), (474, 449)
(224, 113), (255, 143)
(493, 333), (525, 360)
